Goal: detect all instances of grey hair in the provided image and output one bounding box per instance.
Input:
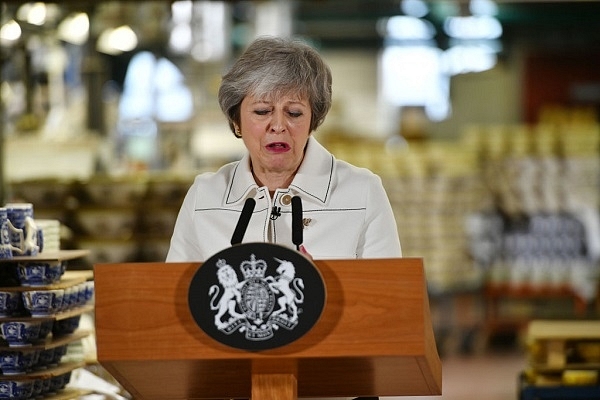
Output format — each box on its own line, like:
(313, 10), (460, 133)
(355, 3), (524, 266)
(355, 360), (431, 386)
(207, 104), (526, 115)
(218, 36), (333, 137)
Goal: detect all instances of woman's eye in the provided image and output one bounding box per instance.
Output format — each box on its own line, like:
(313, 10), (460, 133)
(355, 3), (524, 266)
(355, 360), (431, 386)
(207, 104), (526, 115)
(288, 111), (303, 118)
(254, 109), (270, 115)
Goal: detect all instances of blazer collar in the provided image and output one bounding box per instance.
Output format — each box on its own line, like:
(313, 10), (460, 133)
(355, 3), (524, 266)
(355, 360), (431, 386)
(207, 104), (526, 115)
(225, 136), (334, 205)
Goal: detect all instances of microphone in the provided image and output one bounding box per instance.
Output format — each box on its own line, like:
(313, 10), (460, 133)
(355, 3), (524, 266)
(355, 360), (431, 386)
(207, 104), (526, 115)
(291, 196), (303, 250)
(270, 206), (281, 220)
(231, 198), (256, 245)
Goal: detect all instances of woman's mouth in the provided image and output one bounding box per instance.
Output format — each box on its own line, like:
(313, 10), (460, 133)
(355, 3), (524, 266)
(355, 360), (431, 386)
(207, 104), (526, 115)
(266, 142), (290, 152)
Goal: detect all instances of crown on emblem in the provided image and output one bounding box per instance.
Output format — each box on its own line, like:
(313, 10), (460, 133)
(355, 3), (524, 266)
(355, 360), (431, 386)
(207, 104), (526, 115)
(216, 259), (228, 268)
(240, 254), (267, 279)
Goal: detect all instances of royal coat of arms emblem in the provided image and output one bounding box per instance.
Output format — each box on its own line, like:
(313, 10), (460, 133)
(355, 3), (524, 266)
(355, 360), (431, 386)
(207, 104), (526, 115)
(188, 243), (325, 350)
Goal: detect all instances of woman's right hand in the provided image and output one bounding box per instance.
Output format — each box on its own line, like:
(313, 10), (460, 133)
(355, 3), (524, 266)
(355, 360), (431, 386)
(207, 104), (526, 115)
(299, 244), (313, 260)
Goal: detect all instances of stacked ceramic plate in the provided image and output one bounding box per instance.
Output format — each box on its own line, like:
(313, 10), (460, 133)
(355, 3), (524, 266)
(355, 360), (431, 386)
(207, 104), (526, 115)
(34, 219), (60, 253)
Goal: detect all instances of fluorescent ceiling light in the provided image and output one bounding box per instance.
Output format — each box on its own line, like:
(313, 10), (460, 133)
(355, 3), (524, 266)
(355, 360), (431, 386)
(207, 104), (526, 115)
(97, 25), (138, 55)
(444, 15), (502, 40)
(384, 15), (436, 40)
(0, 20), (22, 44)
(57, 13), (89, 45)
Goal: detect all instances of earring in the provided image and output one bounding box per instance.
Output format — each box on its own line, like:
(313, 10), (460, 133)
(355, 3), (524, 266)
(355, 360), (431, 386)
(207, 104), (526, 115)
(234, 126), (241, 138)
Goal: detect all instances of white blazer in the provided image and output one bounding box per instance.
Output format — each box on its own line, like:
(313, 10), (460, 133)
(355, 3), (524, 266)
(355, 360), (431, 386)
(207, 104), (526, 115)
(166, 136), (401, 262)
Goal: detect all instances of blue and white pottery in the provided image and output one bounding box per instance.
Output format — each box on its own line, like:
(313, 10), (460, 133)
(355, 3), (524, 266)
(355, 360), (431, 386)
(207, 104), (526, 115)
(31, 379), (43, 398)
(0, 245), (13, 260)
(0, 321), (41, 347)
(21, 290), (64, 317)
(0, 350), (38, 375)
(0, 379), (34, 399)
(0, 208), (24, 260)
(5, 203), (39, 257)
(38, 320), (54, 339)
(4, 203), (33, 229)
(52, 315), (80, 336)
(47, 370), (71, 393)
(49, 375), (65, 393)
(0, 208), (12, 247)
(40, 377), (51, 394)
(61, 287), (74, 311)
(75, 283), (87, 306)
(60, 370), (72, 387)
(84, 281), (95, 303)
(36, 348), (54, 369)
(16, 261), (64, 287)
(49, 344), (67, 366)
(0, 291), (23, 318)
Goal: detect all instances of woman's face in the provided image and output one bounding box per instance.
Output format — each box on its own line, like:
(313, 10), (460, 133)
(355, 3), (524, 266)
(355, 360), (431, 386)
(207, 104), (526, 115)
(239, 93), (312, 177)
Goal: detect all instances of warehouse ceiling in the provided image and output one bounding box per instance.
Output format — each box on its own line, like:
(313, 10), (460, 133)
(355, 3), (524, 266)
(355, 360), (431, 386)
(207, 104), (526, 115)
(294, 0), (600, 50)
(2, 0), (599, 53)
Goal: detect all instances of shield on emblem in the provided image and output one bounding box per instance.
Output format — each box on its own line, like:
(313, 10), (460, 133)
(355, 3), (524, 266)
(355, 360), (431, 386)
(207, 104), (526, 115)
(188, 243), (326, 351)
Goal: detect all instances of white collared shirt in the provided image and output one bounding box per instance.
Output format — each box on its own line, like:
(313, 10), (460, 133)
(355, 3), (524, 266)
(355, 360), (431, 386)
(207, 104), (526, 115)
(166, 136), (401, 262)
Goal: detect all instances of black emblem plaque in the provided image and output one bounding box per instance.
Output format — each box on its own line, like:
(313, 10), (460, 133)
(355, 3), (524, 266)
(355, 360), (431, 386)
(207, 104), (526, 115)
(188, 243), (326, 351)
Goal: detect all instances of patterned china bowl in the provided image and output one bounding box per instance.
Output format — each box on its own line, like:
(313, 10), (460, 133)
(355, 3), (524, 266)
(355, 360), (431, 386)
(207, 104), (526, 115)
(36, 348), (55, 369)
(64, 282), (94, 310)
(30, 379), (43, 398)
(16, 261), (65, 287)
(0, 349), (39, 375)
(76, 281), (94, 307)
(0, 291), (23, 318)
(52, 315), (81, 336)
(0, 320), (42, 347)
(49, 344), (68, 366)
(61, 286), (75, 311)
(48, 371), (71, 393)
(38, 320), (54, 339)
(0, 380), (34, 399)
(21, 289), (64, 317)
(40, 377), (51, 396)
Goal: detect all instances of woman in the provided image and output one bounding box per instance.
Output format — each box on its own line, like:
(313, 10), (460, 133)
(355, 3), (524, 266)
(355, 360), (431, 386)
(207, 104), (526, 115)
(166, 36), (401, 262)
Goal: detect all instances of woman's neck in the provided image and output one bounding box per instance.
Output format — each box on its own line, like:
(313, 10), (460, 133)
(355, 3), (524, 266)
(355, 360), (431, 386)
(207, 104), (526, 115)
(252, 169), (295, 193)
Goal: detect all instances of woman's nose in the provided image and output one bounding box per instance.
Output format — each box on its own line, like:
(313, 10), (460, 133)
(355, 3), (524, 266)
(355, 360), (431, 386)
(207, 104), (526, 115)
(269, 110), (286, 133)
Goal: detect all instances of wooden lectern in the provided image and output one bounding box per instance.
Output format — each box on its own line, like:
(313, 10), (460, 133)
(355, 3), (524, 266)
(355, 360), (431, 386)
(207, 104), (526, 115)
(94, 258), (442, 399)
